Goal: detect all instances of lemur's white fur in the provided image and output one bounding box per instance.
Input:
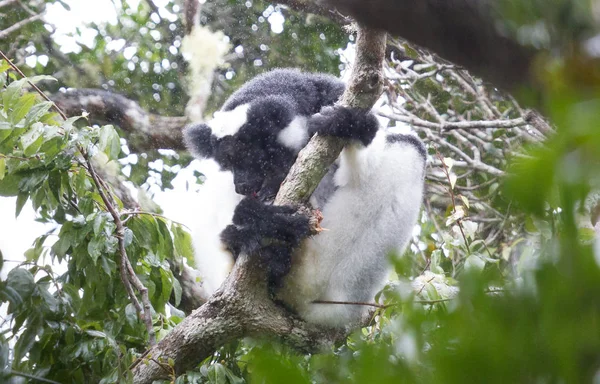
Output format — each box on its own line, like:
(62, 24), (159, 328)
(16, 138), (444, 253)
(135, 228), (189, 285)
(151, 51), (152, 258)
(208, 104), (250, 138)
(192, 126), (425, 326)
(277, 131), (425, 325)
(191, 159), (242, 294)
(276, 116), (309, 150)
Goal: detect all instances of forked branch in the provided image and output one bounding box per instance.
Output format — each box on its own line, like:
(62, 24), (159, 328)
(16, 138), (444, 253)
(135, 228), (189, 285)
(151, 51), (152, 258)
(131, 25), (387, 384)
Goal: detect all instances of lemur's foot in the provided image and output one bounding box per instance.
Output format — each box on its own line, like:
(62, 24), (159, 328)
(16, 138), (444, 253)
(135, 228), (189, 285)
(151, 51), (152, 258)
(220, 197), (313, 258)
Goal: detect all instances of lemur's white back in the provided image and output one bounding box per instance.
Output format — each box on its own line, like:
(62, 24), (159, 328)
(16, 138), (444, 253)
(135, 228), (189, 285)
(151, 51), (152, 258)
(277, 131), (426, 326)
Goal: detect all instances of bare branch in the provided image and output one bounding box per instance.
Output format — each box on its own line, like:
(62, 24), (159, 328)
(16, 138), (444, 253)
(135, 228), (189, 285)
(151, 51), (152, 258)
(84, 154), (157, 346)
(379, 110), (527, 131)
(0, 0), (17, 8)
(0, 14), (43, 39)
(52, 89), (188, 151)
(183, 0), (199, 33)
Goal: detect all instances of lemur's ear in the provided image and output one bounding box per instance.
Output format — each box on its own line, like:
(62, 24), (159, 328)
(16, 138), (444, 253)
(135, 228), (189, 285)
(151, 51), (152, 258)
(184, 123), (216, 158)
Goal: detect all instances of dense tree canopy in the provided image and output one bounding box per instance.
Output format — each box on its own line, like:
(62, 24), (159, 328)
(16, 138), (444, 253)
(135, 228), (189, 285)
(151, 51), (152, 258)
(0, 0), (600, 383)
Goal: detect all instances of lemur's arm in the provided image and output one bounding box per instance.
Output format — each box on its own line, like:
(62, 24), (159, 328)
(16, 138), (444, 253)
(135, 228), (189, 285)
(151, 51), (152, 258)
(308, 106), (379, 146)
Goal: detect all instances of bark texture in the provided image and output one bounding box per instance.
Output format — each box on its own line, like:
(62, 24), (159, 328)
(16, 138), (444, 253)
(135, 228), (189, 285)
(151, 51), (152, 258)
(52, 89), (188, 151)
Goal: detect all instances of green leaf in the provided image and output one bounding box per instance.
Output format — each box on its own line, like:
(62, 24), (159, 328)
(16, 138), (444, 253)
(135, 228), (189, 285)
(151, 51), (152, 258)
(11, 93), (37, 124)
(52, 224), (75, 258)
(6, 268), (35, 303)
(25, 75), (56, 84)
(207, 363), (229, 384)
(160, 269), (173, 305)
(20, 123), (44, 156)
(13, 318), (40, 363)
(3, 78), (27, 110)
(0, 158), (5, 180)
(124, 228), (134, 246)
(171, 275), (182, 306)
(0, 173), (21, 196)
(173, 224), (193, 261)
(0, 60), (10, 73)
(92, 213), (104, 235)
(85, 330), (107, 339)
(98, 125), (120, 161)
(15, 192), (28, 217)
(0, 338), (9, 375)
(24, 101), (53, 126)
(87, 236), (104, 264)
(125, 303), (138, 327)
(18, 171), (47, 192)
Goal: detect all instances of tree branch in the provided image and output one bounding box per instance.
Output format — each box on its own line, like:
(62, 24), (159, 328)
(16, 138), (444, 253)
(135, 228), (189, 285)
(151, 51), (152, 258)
(0, 14), (43, 39)
(84, 154), (157, 346)
(318, 0), (536, 92)
(0, 0), (17, 8)
(378, 110), (527, 132)
(276, 0), (348, 25)
(52, 89), (188, 151)
(131, 25), (387, 383)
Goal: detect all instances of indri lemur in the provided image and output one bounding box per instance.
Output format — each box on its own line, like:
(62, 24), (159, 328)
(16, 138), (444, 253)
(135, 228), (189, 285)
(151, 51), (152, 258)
(184, 69), (425, 326)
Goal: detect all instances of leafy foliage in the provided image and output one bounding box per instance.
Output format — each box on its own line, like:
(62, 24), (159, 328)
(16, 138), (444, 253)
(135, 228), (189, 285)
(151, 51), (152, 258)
(0, 63), (191, 382)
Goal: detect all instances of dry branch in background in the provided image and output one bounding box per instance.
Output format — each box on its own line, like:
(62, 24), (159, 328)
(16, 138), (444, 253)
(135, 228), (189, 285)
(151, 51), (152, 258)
(131, 25), (387, 384)
(379, 39), (552, 253)
(323, 0), (536, 92)
(52, 89), (188, 151)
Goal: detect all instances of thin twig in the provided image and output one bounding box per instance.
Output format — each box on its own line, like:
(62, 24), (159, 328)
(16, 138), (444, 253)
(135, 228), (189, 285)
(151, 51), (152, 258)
(312, 300), (386, 309)
(0, 49), (68, 120)
(379, 110), (526, 131)
(85, 153), (157, 345)
(436, 151), (471, 253)
(16, 0), (38, 16)
(0, 14), (44, 39)
(9, 370), (62, 384)
(414, 298), (454, 304)
(0, 153), (39, 161)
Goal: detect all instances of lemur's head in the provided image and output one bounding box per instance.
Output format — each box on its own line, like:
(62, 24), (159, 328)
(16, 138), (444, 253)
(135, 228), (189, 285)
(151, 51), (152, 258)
(184, 102), (309, 201)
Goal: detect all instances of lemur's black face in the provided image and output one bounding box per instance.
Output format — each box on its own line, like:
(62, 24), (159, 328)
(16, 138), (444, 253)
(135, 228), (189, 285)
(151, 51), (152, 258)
(213, 134), (296, 201)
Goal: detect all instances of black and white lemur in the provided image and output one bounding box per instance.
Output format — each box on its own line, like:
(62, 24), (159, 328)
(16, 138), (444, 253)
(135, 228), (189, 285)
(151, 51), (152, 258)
(184, 69), (426, 327)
